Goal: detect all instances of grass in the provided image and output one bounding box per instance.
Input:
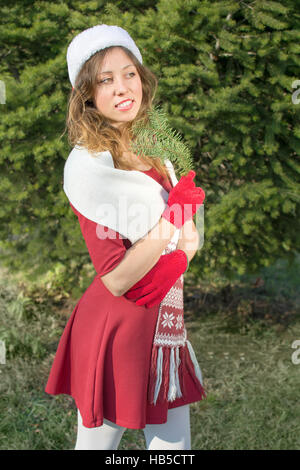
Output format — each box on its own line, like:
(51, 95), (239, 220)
(0, 255), (299, 450)
(189, 316), (300, 449)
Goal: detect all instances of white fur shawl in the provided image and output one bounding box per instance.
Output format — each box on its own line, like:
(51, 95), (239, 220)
(63, 145), (180, 245)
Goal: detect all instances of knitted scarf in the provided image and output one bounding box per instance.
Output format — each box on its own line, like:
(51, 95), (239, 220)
(63, 145), (206, 406)
(148, 236), (206, 405)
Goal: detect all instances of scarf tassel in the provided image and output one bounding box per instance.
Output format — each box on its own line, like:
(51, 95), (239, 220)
(184, 340), (207, 399)
(148, 341), (206, 406)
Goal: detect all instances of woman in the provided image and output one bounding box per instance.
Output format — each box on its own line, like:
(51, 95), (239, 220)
(45, 24), (206, 450)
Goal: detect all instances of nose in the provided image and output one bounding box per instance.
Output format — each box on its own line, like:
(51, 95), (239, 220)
(113, 75), (129, 95)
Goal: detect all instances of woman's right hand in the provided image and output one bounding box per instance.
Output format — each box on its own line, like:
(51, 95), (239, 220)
(162, 170), (205, 229)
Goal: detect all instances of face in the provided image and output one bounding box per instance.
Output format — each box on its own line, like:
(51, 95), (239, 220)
(94, 47), (143, 129)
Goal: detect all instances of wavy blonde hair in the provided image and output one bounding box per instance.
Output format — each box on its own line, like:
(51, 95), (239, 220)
(64, 45), (172, 183)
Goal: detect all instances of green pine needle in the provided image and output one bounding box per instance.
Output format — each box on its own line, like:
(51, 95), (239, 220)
(129, 105), (194, 176)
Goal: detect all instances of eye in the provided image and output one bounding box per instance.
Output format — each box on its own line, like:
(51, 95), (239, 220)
(98, 72), (136, 84)
(99, 77), (112, 84)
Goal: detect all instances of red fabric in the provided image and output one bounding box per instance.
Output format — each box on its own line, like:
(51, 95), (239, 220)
(45, 167), (205, 429)
(124, 249), (188, 307)
(161, 170), (206, 228)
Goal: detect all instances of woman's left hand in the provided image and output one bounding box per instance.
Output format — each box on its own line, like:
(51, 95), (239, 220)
(123, 249), (188, 308)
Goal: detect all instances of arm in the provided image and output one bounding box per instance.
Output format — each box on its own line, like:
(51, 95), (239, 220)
(101, 170), (204, 296)
(123, 218), (200, 307)
(100, 217), (176, 296)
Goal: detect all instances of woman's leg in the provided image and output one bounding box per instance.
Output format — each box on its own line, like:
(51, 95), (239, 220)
(75, 408), (127, 450)
(143, 404), (191, 450)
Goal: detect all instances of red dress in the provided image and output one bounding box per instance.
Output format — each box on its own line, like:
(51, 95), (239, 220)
(45, 167), (205, 429)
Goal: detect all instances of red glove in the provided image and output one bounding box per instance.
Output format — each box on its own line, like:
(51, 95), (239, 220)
(162, 170), (205, 229)
(124, 249), (188, 308)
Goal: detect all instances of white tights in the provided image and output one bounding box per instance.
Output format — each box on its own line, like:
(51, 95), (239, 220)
(75, 404), (191, 450)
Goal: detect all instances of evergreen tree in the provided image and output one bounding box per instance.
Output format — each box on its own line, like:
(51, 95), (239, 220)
(0, 0), (299, 294)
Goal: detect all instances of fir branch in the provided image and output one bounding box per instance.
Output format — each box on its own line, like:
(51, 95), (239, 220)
(129, 105), (194, 176)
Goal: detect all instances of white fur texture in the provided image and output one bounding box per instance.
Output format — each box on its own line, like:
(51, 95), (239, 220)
(63, 145), (179, 245)
(67, 24), (143, 87)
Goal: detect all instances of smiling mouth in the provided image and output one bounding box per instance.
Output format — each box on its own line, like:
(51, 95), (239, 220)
(115, 99), (134, 109)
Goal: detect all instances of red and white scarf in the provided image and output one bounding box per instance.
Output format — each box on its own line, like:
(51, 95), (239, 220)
(148, 236), (206, 405)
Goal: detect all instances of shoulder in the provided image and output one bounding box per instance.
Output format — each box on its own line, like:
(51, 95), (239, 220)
(64, 145), (115, 170)
(66, 145), (112, 162)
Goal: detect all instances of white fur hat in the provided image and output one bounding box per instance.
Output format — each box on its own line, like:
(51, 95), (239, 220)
(67, 24), (143, 87)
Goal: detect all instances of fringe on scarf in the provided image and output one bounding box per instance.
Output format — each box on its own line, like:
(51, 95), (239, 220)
(148, 340), (206, 406)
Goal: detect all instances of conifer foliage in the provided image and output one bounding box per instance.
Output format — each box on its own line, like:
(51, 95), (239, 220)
(130, 105), (194, 175)
(0, 0), (299, 289)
